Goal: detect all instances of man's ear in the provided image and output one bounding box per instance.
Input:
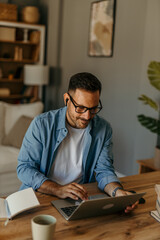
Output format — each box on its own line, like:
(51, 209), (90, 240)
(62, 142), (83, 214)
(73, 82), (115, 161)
(63, 93), (69, 106)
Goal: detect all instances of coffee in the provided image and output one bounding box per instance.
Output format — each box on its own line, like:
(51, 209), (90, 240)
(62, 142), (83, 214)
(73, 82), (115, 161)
(35, 220), (51, 225)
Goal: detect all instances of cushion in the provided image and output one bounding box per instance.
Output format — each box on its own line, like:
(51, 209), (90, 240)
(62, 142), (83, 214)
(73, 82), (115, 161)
(2, 115), (33, 148)
(0, 101), (5, 144)
(0, 144), (21, 195)
(0, 172), (21, 196)
(0, 145), (19, 173)
(4, 101), (43, 135)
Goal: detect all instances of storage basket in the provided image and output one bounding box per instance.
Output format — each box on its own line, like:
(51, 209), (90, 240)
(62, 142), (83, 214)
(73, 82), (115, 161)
(0, 27), (16, 41)
(0, 3), (17, 21)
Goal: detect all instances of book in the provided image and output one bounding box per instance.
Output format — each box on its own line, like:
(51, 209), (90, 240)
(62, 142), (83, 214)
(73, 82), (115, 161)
(150, 210), (160, 222)
(156, 199), (160, 216)
(0, 188), (40, 219)
(150, 185), (160, 222)
(155, 184), (160, 196)
(157, 195), (160, 204)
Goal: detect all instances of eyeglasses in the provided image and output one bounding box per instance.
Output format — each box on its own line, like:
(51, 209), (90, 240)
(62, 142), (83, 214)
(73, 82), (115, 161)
(68, 92), (102, 114)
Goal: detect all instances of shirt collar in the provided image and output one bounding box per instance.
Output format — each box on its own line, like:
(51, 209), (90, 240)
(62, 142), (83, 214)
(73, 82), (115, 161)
(56, 107), (67, 130)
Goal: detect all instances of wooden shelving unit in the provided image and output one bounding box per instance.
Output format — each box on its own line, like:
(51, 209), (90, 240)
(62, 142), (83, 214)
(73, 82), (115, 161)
(0, 94), (32, 100)
(0, 39), (37, 45)
(0, 78), (23, 83)
(0, 58), (38, 64)
(0, 20), (45, 103)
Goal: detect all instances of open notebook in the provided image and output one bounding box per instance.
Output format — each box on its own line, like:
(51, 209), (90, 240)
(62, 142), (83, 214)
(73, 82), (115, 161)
(0, 188), (40, 219)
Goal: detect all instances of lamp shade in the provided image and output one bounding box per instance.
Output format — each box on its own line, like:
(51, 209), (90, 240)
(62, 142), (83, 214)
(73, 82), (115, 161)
(24, 65), (49, 86)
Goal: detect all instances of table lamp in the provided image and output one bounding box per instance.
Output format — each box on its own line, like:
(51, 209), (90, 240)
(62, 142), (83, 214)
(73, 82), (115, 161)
(24, 64), (49, 101)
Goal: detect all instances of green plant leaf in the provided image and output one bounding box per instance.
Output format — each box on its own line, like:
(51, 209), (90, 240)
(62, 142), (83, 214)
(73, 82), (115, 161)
(138, 94), (158, 111)
(148, 61), (160, 90)
(137, 114), (160, 135)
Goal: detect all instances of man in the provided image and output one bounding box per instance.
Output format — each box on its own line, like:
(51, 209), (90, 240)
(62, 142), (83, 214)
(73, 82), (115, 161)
(17, 72), (137, 213)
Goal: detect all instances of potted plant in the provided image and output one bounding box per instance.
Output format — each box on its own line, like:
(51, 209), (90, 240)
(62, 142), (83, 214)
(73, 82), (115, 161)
(138, 61), (160, 166)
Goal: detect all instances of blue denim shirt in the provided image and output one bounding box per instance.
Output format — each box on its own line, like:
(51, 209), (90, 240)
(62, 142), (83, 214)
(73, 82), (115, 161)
(17, 107), (120, 191)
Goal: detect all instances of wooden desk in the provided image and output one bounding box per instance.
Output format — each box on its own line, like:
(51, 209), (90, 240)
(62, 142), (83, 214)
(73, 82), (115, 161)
(137, 158), (160, 173)
(1, 171), (160, 240)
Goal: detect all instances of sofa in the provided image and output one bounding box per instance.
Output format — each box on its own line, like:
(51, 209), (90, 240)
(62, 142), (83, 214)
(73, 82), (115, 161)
(0, 101), (44, 196)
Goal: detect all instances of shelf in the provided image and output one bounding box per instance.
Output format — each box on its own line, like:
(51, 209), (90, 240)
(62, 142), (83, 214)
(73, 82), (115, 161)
(0, 21), (45, 104)
(0, 78), (23, 83)
(0, 40), (38, 45)
(0, 58), (37, 64)
(0, 94), (32, 100)
(0, 20), (45, 30)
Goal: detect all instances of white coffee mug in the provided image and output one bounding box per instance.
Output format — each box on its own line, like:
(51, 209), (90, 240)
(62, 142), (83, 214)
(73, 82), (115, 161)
(31, 214), (57, 240)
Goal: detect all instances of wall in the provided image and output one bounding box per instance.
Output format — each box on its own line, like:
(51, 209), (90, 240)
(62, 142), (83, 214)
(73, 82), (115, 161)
(133, 0), (160, 172)
(58, 0), (147, 176)
(7, 0), (160, 176)
(43, 0), (159, 176)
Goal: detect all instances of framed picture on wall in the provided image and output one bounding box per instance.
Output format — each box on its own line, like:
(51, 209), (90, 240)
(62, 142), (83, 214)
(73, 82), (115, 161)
(88, 0), (116, 57)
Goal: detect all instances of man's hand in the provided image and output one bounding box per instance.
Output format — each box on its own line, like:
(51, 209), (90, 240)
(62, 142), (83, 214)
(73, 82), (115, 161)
(37, 180), (88, 200)
(54, 182), (88, 200)
(104, 182), (138, 213)
(115, 189), (139, 213)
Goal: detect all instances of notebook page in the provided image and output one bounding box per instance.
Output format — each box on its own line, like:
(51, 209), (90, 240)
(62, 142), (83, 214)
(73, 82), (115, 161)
(150, 210), (160, 222)
(0, 198), (8, 218)
(6, 188), (40, 218)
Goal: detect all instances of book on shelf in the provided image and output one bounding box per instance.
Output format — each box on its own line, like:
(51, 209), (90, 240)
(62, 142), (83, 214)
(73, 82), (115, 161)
(0, 188), (40, 219)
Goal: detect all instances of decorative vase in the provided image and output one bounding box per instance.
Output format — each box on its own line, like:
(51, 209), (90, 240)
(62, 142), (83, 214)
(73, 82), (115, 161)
(21, 6), (40, 24)
(154, 147), (160, 169)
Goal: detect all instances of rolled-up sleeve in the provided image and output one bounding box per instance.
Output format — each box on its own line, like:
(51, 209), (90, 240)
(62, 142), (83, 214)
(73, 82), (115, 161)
(94, 126), (120, 191)
(17, 117), (48, 190)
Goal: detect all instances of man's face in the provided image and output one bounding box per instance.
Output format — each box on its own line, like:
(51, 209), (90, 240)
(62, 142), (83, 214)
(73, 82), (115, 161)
(65, 89), (100, 129)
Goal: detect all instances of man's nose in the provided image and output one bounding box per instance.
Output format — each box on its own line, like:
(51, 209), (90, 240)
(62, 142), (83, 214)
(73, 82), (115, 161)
(82, 109), (91, 119)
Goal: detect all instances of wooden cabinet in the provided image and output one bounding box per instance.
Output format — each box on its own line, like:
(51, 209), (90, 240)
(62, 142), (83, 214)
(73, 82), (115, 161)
(137, 158), (160, 174)
(0, 21), (45, 103)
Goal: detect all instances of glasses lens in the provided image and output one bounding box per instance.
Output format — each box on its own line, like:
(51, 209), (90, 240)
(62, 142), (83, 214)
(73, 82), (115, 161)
(76, 106), (87, 113)
(90, 107), (101, 114)
(76, 107), (101, 114)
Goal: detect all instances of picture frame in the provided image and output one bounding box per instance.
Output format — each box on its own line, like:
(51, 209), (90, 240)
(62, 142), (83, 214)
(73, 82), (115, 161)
(88, 0), (116, 57)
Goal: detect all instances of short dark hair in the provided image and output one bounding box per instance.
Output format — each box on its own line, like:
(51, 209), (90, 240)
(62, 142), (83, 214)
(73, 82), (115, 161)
(68, 72), (101, 94)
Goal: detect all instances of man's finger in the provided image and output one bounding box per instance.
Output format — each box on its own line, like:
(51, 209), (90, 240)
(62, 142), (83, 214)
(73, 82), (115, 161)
(66, 192), (79, 200)
(69, 183), (88, 199)
(125, 203), (138, 213)
(67, 187), (88, 200)
(71, 183), (88, 194)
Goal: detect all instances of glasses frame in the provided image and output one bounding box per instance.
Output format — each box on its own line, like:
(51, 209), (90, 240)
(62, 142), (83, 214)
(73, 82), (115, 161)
(67, 92), (102, 114)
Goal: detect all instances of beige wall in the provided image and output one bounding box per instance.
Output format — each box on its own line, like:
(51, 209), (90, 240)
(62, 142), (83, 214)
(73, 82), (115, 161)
(42, 0), (160, 175)
(134, 0), (160, 172)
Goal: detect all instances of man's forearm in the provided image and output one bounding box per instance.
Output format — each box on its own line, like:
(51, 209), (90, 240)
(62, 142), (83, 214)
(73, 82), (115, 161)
(37, 180), (60, 196)
(37, 180), (88, 200)
(104, 182), (123, 196)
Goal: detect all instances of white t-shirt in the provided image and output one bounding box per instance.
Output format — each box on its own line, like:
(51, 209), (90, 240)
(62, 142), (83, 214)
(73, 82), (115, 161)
(48, 123), (86, 185)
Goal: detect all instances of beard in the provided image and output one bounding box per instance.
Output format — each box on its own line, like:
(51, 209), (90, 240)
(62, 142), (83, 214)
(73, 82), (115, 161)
(66, 110), (92, 129)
